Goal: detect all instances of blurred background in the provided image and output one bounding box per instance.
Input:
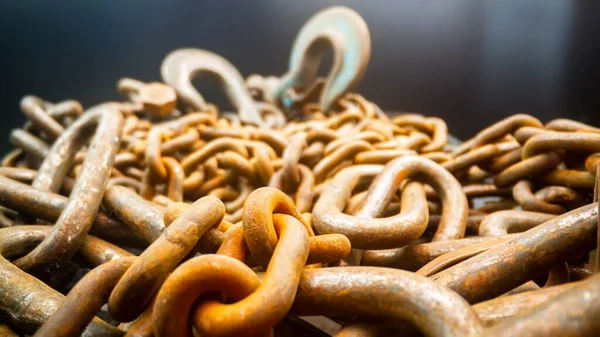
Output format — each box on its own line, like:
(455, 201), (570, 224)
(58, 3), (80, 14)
(1, 0), (599, 152)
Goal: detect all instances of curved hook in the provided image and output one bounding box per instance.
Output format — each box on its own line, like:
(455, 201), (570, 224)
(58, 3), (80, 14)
(161, 48), (282, 128)
(273, 6), (371, 112)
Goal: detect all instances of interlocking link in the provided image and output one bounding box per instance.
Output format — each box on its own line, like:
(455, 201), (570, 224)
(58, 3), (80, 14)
(0, 5), (598, 337)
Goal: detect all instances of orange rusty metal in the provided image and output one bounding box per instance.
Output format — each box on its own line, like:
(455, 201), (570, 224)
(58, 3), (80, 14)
(108, 196), (224, 321)
(291, 267), (484, 337)
(14, 106), (124, 275)
(2, 10), (600, 336)
(243, 187), (349, 267)
(154, 214), (309, 336)
(433, 203), (598, 303)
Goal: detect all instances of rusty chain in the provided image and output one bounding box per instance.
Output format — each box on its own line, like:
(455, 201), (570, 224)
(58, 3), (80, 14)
(0, 5), (598, 337)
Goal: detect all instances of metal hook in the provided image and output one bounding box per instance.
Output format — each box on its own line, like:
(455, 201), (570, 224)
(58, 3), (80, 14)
(273, 6), (371, 113)
(161, 48), (283, 128)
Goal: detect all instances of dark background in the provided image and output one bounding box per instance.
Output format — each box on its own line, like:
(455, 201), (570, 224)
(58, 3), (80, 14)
(1, 1), (599, 152)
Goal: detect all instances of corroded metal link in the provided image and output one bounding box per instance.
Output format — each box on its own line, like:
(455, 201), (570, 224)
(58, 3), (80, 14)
(194, 215), (307, 336)
(104, 185), (225, 254)
(514, 126), (544, 144)
(474, 198), (517, 214)
(478, 210), (555, 236)
(523, 131), (600, 159)
(585, 153), (600, 173)
(462, 184), (512, 198)
(240, 139), (278, 159)
(291, 267), (484, 337)
(1, 149), (24, 167)
(482, 147), (522, 173)
(0, 166), (39, 183)
(349, 93), (389, 122)
(112, 151), (139, 167)
(0, 176), (144, 246)
(251, 128), (288, 155)
(494, 152), (562, 187)
(349, 156), (467, 242)
(313, 164), (430, 249)
(217, 223), (249, 261)
(281, 133), (307, 190)
(141, 157), (185, 202)
(306, 128), (339, 143)
(324, 131), (385, 155)
(360, 236), (515, 270)
(416, 236), (514, 277)
(154, 255), (260, 337)
(162, 112), (217, 131)
(543, 169), (595, 189)
(161, 127), (200, 155)
(270, 164), (315, 213)
(392, 114), (434, 133)
(483, 273), (600, 336)
(249, 141), (276, 185)
(334, 319), (389, 337)
(536, 184), (582, 205)
(391, 114), (445, 152)
(107, 176), (143, 193)
(290, 165), (315, 212)
(442, 142), (518, 174)
(34, 257), (136, 337)
(161, 201), (226, 254)
(313, 140), (374, 183)
(104, 185), (165, 242)
(300, 142), (326, 167)
(422, 117), (448, 153)
(432, 203), (598, 303)
(14, 106), (124, 274)
(545, 118), (600, 133)
(243, 187), (315, 267)
(194, 170), (236, 199)
(0, 226), (127, 336)
(181, 137), (249, 173)
(452, 114), (543, 157)
(513, 180), (567, 214)
(226, 205), (243, 224)
(183, 169), (205, 194)
(8, 129), (49, 164)
(473, 282), (577, 326)
(160, 158), (185, 201)
(20, 96), (66, 141)
(397, 132), (432, 151)
(353, 149), (416, 165)
(154, 214), (309, 337)
(22, 97), (82, 136)
(569, 265), (594, 281)
(208, 185), (240, 203)
(462, 166), (492, 183)
(224, 182), (252, 213)
(198, 124), (250, 140)
(422, 151), (452, 163)
(117, 77), (145, 100)
(145, 127), (173, 180)
(220, 212), (349, 266)
(108, 196), (224, 321)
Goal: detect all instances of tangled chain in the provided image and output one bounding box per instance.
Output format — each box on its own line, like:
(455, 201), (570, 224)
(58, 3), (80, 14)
(1, 6), (600, 337)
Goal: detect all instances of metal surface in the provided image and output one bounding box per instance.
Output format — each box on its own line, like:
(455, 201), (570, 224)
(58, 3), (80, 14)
(0, 5), (599, 337)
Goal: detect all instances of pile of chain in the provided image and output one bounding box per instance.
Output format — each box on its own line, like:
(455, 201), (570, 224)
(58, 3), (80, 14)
(1, 6), (600, 337)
